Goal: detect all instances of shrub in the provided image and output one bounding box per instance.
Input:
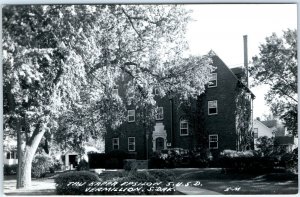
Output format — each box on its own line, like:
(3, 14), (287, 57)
(32, 153), (54, 178)
(55, 171), (100, 195)
(279, 148), (298, 173)
(123, 159), (137, 171)
(77, 159), (89, 171)
(105, 150), (130, 169)
(4, 164), (18, 175)
(95, 170), (176, 195)
(149, 152), (166, 169)
(88, 153), (106, 169)
(218, 150), (276, 174)
(148, 169), (176, 182)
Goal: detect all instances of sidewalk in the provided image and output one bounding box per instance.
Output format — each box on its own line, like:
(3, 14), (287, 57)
(176, 185), (221, 195)
(4, 178), (56, 195)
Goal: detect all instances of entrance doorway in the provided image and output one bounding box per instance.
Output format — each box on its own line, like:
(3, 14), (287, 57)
(156, 137), (164, 151)
(69, 155), (78, 168)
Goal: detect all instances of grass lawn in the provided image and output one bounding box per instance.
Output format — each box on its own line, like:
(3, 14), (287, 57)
(4, 168), (298, 195)
(173, 168), (298, 194)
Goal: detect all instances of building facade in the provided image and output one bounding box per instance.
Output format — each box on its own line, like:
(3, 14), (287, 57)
(105, 54), (255, 159)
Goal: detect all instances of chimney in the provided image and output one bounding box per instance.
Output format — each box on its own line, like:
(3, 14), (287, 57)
(243, 35), (249, 87)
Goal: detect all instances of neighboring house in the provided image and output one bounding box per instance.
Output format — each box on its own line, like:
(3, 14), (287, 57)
(255, 119), (298, 152)
(62, 146), (102, 170)
(261, 120), (286, 136)
(3, 136), (18, 166)
(105, 53), (255, 159)
(253, 119), (275, 150)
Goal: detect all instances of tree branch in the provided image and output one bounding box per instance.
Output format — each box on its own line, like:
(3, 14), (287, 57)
(121, 8), (143, 40)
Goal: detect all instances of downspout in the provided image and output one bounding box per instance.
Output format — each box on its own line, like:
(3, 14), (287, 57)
(170, 97), (174, 148)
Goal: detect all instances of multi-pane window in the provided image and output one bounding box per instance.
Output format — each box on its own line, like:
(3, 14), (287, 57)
(208, 73), (217, 88)
(208, 100), (218, 115)
(156, 107), (164, 120)
(180, 120), (189, 136)
(128, 137), (136, 151)
(6, 151), (16, 159)
(209, 135), (218, 149)
(254, 128), (258, 138)
(128, 110), (135, 122)
(112, 138), (119, 150)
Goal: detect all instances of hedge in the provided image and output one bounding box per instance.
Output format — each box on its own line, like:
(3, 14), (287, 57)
(4, 164), (18, 175)
(55, 171), (100, 195)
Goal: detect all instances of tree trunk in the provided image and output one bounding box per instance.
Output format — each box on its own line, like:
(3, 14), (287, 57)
(16, 128), (45, 189)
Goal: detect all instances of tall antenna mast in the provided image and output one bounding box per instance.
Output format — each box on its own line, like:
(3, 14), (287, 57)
(243, 35), (249, 87)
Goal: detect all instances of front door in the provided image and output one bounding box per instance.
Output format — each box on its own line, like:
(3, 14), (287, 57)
(69, 155), (78, 168)
(156, 137), (164, 151)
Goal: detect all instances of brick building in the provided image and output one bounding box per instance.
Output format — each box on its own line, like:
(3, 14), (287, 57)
(105, 53), (255, 159)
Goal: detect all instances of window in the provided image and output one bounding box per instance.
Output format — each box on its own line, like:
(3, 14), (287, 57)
(112, 88), (118, 95)
(154, 88), (159, 95)
(156, 107), (164, 120)
(208, 73), (217, 87)
(254, 128), (258, 138)
(128, 137), (136, 151)
(6, 152), (10, 159)
(208, 100), (218, 115)
(209, 135), (218, 149)
(112, 138), (119, 150)
(128, 110), (135, 122)
(180, 120), (189, 136)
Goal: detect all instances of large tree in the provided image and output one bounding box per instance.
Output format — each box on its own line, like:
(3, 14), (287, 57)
(250, 29), (297, 136)
(3, 5), (213, 188)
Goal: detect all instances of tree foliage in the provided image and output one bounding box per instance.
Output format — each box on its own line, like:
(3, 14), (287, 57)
(3, 5), (213, 188)
(250, 29), (297, 136)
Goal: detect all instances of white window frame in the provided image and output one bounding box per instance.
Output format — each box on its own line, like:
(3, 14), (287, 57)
(180, 120), (189, 136)
(253, 128), (258, 138)
(156, 107), (164, 120)
(112, 138), (119, 150)
(208, 73), (217, 88)
(128, 110), (135, 122)
(154, 88), (159, 95)
(208, 100), (218, 115)
(209, 134), (218, 149)
(128, 137), (136, 151)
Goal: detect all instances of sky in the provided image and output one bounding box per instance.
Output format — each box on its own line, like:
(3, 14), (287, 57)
(184, 4), (297, 119)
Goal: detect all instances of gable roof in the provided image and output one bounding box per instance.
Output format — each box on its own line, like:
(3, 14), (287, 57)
(209, 51), (255, 99)
(261, 120), (277, 128)
(254, 119), (274, 132)
(261, 120), (285, 136)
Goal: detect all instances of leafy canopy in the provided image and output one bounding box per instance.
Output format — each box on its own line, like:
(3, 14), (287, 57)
(250, 29), (297, 136)
(3, 5), (214, 153)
